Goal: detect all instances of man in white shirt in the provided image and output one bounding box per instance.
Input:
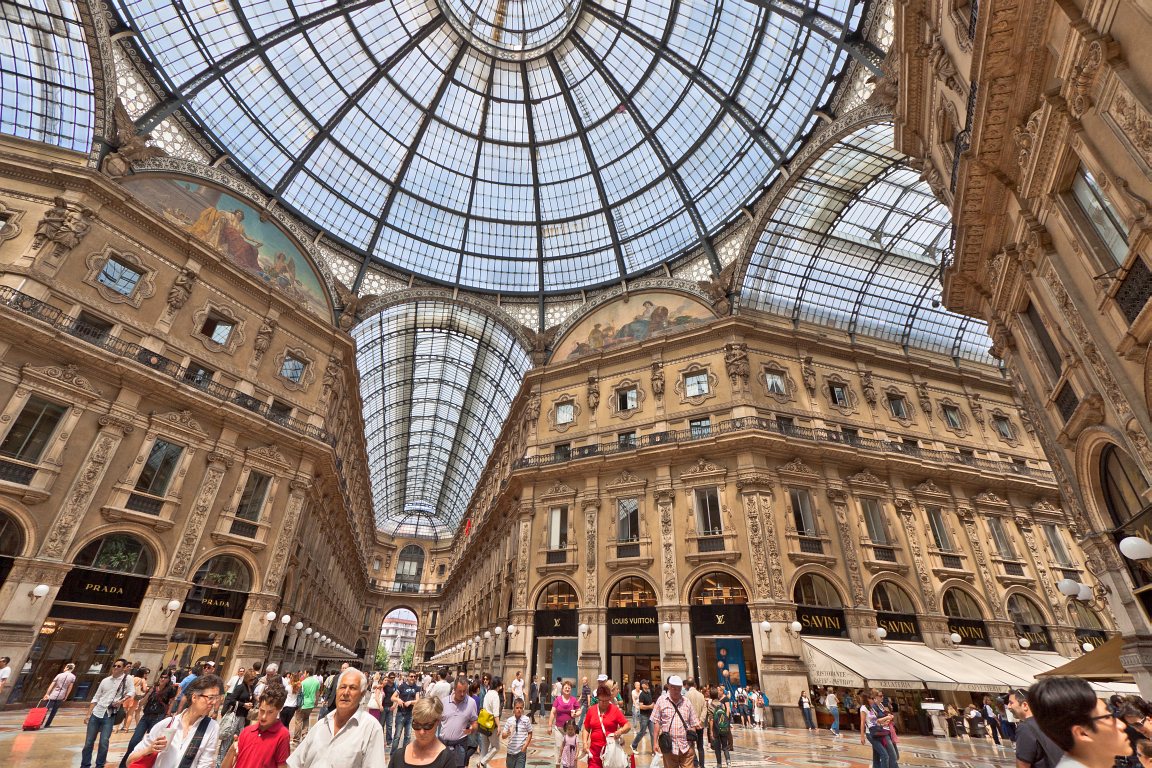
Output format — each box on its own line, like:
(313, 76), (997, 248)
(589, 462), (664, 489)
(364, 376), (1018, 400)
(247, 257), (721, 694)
(226, 666), (246, 694)
(81, 658), (134, 768)
(41, 662), (77, 728)
(0, 656), (11, 700)
(510, 672), (525, 706)
(429, 670), (451, 701)
(824, 688), (841, 738)
(289, 668), (385, 768)
(1029, 677), (1130, 768)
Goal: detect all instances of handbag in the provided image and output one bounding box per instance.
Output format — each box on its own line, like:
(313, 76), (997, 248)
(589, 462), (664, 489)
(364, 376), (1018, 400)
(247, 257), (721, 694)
(599, 712), (628, 768)
(111, 677), (129, 726)
(477, 707), (497, 735)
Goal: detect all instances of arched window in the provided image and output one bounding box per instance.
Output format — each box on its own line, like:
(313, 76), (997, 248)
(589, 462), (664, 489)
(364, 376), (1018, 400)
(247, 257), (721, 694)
(537, 581), (579, 610)
(75, 534), (153, 575)
(793, 573), (843, 607)
(1100, 445), (1148, 528)
(607, 576), (657, 607)
(1007, 594), (1047, 626)
(1069, 602), (1106, 630)
(0, 512), (23, 557)
(394, 545), (425, 592)
(942, 588), (984, 619)
(193, 555), (252, 591)
(691, 572), (749, 605)
(872, 582), (917, 613)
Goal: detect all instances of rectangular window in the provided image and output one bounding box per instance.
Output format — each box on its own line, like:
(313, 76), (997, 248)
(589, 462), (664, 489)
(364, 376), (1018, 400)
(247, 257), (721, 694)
(992, 415), (1014, 440)
(888, 395), (908, 420)
(829, 383), (849, 407)
(0, 396), (67, 463)
(776, 415), (795, 432)
(235, 471), (272, 522)
(200, 315), (235, 345)
(269, 400), (293, 423)
(617, 431), (636, 448)
(684, 371), (709, 397)
(549, 505), (569, 549)
(1071, 167), (1128, 265)
(553, 443), (571, 460)
(555, 401), (575, 425)
(840, 427), (859, 444)
(134, 439), (183, 496)
(280, 355), (307, 383)
(861, 497), (888, 544)
(943, 404), (963, 429)
(695, 488), (723, 535)
(926, 506), (953, 550)
(616, 387), (638, 411)
(765, 371), (787, 395)
(183, 362), (215, 388)
(1025, 302), (1063, 376)
(987, 517), (1017, 559)
(689, 417), (711, 438)
(1043, 523), (1074, 567)
(617, 497), (640, 542)
(97, 257), (143, 296)
(72, 311), (113, 343)
(789, 488), (817, 536)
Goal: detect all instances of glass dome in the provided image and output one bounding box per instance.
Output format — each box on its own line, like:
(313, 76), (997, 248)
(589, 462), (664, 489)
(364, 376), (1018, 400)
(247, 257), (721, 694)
(111, 0), (864, 294)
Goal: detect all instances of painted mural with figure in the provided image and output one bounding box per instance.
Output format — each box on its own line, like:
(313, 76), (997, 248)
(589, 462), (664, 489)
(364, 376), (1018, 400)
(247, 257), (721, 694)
(554, 291), (715, 361)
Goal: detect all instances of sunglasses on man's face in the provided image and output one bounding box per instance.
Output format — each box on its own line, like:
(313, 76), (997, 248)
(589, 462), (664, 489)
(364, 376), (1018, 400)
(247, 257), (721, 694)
(412, 721), (437, 731)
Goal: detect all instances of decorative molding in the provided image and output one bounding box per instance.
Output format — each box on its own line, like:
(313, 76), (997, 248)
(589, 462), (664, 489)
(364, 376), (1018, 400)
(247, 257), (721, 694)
(190, 300), (246, 355)
(937, 397), (970, 436)
(606, 470), (646, 491)
(274, 346), (316, 392)
(40, 432), (123, 558)
(972, 490), (1009, 507)
(846, 470), (885, 487)
(826, 487), (866, 606)
(82, 245), (156, 308)
(912, 479), (947, 496)
(882, 386), (915, 427)
(169, 458), (228, 578)
(0, 199), (25, 245)
(822, 372), (859, 415)
(680, 458), (726, 482)
(540, 480), (578, 500)
(778, 457), (816, 477)
(607, 378), (645, 420)
(673, 363), (718, 406)
(150, 409), (207, 440)
(759, 360), (796, 404)
(21, 363), (103, 399)
(724, 343), (750, 389)
(656, 486), (679, 603)
(546, 395), (580, 433)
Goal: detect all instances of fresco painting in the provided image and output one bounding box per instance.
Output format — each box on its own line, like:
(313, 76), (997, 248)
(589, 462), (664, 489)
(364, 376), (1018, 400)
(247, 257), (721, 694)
(555, 292), (714, 361)
(122, 175), (330, 318)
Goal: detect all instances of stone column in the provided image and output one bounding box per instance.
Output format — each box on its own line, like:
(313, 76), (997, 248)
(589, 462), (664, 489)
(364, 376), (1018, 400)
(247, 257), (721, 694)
(0, 558), (71, 704)
(168, 451), (233, 581)
(577, 607), (604, 684)
(826, 487), (866, 607)
(658, 606), (691, 679)
(263, 479), (312, 597)
(126, 578), (191, 671)
(504, 511), (533, 676)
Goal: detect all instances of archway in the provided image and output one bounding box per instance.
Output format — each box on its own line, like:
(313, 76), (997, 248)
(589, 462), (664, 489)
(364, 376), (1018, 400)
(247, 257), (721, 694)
(22, 533), (155, 703)
(394, 545), (425, 592)
(1095, 444), (1152, 609)
(793, 571), (847, 638)
(872, 581), (922, 641)
(380, 608), (418, 672)
(533, 580), (579, 687)
(168, 554), (255, 671)
(1069, 602), (1110, 650)
(942, 587), (990, 646)
(0, 510), (25, 589)
(689, 572), (755, 689)
(605, 575), (660, 688)
(1007, 594), (1054, 651)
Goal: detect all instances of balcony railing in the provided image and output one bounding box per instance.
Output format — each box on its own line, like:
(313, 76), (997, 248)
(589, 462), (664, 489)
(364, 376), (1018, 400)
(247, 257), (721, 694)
(798, 536), (824, 555)
(940, 554), (964, 570)
(513, 414), (1055, 481)
(697, 534), (726, 553)
(125, 492), (164, 514)
(0, 286), (329, 444)
(0, 457), (37, 485)
(872, 546), (897, 563)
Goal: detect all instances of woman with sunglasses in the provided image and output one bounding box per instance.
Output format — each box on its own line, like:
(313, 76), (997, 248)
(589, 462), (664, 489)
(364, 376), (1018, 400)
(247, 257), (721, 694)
(392, 697), (454, 768)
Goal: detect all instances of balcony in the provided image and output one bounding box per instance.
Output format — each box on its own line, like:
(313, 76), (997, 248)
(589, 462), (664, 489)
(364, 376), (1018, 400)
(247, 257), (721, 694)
(787, 533), (836, 566)
(930, 549), (970, 579)
(0, 457), (36, 485)
(0, 286), (329, 444)
(536, 544), (578, 576)
(864, 543), (908, 574)
(606, 536), (654, 568)
(686, 529), (739, 564)
(514, 414), (1054, 482)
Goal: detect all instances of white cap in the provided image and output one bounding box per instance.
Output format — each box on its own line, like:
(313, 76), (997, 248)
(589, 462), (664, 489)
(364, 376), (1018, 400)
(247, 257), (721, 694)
(667, 675), (684, 687)
(597, 674), (608, 682)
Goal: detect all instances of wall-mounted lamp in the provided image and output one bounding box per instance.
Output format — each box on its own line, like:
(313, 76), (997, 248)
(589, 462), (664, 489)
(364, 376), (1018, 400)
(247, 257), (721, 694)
(662, 621), (675, 639)
(28, 584), (50, 602)
(305, 628), (313, 636)
(870, 626), (888, 642)
(474, 634), (481, 643)
(494, 626), (503, 636)
(162, 598), (182, 616)
(264, 611), (278, 623)
(1081, 642), (1095, 653)
(786, 621), (803, 637)
(579, 622), (591, 638)
(294, 621), (304, 631)
(946, 632), (963, 646)
(1119, 536), (1152, 560)
(484, 630), (492, 640)
(506, 624), (518, 637)
(280, 614), (292, 625)
(759, 620), (771, 634)
(1018, 637), (1031, 649)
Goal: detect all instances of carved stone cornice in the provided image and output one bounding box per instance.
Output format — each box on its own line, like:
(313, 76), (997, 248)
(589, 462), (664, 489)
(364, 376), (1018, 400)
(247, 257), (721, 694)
(98, 414), (135, 433)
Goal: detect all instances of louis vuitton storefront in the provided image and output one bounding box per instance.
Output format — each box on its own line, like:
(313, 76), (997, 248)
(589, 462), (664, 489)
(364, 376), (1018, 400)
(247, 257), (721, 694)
(606, 577), (661, 688)
(533, 581), (579, 684)
(689, 573), (757, 690)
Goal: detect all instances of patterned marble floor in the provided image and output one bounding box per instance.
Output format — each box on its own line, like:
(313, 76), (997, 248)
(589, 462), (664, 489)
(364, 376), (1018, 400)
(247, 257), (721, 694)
(0, 707), (1017, 768)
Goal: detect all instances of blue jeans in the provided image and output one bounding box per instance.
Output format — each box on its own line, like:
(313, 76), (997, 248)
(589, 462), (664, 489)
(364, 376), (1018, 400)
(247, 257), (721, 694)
(394, 707), (413, 750)
(81, 712), (116, 768)
(829, 707), (840, 734)
(383, 707), (394, 743)
(507, 752), (527, 768)
(800, 707), (815, 730)
(43, 699), (62, 728)
(866, 732), (898, 768)
(631, 713), (653, 750)
(120, 713), (167, 768)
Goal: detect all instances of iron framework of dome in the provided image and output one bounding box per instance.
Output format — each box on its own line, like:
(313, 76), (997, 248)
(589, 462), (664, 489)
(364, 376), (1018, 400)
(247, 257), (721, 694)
(109, 0), (873, 294)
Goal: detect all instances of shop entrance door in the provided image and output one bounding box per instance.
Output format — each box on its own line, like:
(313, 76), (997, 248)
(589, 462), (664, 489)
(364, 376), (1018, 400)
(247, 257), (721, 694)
(18, 621), (128, 704)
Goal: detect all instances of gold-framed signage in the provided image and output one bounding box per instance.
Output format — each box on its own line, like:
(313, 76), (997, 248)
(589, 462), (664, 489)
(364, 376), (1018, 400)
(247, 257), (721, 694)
(534, 609), (577, 637)
(182, 586), (248, 621)
(946, 618), (990, 646)
(877, 612), (922, 642)
(56, 567), (149, 608)
(1015, 623), (1054, 652)
(606, 607), (658, 635)
(795, 606), (848, 638)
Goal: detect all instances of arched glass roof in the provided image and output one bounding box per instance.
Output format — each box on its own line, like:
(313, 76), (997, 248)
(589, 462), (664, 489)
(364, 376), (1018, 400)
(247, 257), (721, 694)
(741, 122), (993, 362)
(351, 301), (531, 537)
(1, 0), (94, 152)
(111, 0), (866, 294)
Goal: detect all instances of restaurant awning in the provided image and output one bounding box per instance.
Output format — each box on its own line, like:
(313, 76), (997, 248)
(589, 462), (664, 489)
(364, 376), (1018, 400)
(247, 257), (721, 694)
(887, 642), (1024, 691)
(801, 638), (954, 690)
(1033, 638), (1142, 694)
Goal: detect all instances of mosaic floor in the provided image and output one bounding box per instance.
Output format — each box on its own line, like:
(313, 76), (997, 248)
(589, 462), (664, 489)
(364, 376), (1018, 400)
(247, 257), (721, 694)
(0, 707), (1017, 768)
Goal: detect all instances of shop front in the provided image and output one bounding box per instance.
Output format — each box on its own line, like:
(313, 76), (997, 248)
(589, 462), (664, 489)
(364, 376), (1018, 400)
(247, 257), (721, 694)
(533, 581), (579, 685)
(943, 588), (991, 647)
(1008, 594), (1054, 651)
(689, 572), (756, 689)
(16, 534), (153, 704)
(166, 555), (252, 670)
(1068, 602), (1110, 650)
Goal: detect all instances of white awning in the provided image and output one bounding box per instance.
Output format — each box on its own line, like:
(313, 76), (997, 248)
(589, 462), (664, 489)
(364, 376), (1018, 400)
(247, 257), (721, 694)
(887, 643), (1020, 691)
(801, 638), (950, 690)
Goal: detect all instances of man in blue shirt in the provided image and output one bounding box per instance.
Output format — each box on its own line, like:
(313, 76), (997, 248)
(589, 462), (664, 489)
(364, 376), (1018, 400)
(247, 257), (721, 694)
(391, 670), (421, 751)
(172, 662), (203, 714)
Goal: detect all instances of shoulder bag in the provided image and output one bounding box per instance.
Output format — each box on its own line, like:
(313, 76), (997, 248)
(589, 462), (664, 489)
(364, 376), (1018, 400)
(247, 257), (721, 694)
(598, 709), (629, 768)
(111, 677), (129, 726)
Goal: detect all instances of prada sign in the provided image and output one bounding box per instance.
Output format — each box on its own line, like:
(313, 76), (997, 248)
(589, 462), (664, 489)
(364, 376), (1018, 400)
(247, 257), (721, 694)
(947, 618), (990, 646)
(535, 609), (577, 637)
(57, 567), (149, 609)
(877, 612), (922, 642)
(182, 586), (248, 620)
(606, 607), (658, 636)
(689, 604), (752, 635)
(795, 606), (848, 638)
(1015, 623), (1054, 652)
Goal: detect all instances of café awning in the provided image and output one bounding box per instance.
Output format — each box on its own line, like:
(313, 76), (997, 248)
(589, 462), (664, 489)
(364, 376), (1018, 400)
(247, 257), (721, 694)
(887, 642), (1024, 691)
(801, 638), (952, 690)
(1037, 636), (1129, 682)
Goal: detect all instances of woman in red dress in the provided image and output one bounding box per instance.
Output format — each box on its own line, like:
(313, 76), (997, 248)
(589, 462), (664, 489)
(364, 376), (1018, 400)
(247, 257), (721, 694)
(582, 684), (631, 768)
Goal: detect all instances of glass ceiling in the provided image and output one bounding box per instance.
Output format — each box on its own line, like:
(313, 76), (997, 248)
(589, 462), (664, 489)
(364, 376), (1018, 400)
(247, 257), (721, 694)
(352, 300), (531, 537)
(1, 0), (94, 153)
(110, 0), (863, 294)
(741, 122), (993, 363)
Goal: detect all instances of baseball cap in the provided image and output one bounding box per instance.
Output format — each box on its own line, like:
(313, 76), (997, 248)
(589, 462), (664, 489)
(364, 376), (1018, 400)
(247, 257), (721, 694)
(596, 674), (608, 682)
(667, 675), (684, 687)
(205, 661), (216, 667)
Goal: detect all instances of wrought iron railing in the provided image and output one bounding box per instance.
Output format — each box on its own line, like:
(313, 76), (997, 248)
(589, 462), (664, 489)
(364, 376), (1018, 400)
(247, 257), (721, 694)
(799, 537), (824, 555)
(0, 286), (328, 443)
(873, 546), (897, 563)
(514, 414), (1055, 481)
(941, 554), (964, 570)
(0, 457), (36, 485)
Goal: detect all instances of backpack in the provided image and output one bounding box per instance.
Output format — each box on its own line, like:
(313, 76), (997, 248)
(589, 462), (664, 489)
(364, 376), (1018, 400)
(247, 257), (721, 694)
(713, 706), (730, 735)
(760, 692), (770, 708)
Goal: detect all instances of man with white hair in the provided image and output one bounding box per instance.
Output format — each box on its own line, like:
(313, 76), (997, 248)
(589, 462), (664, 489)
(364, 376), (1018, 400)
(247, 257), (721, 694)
(289, 668), (385, 768)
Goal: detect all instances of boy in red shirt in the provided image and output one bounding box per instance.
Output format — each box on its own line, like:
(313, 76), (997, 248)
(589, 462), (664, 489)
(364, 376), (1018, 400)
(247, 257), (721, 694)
(222, 687), (291, 768)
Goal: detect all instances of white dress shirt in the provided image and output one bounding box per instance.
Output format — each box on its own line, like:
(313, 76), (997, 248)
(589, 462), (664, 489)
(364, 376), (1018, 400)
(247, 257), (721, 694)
(91, 674), (131, 717)
(288, 709), (386, 768)
(133, 714), (219, 768)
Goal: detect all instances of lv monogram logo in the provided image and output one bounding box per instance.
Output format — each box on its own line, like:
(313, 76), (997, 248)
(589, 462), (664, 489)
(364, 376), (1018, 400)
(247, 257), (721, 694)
(553, 618), (561, 628)
(715, 614), (725, 625)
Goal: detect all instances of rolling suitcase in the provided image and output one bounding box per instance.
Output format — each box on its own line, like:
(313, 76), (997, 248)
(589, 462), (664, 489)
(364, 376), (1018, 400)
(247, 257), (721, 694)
(23, 700), (49, 731)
